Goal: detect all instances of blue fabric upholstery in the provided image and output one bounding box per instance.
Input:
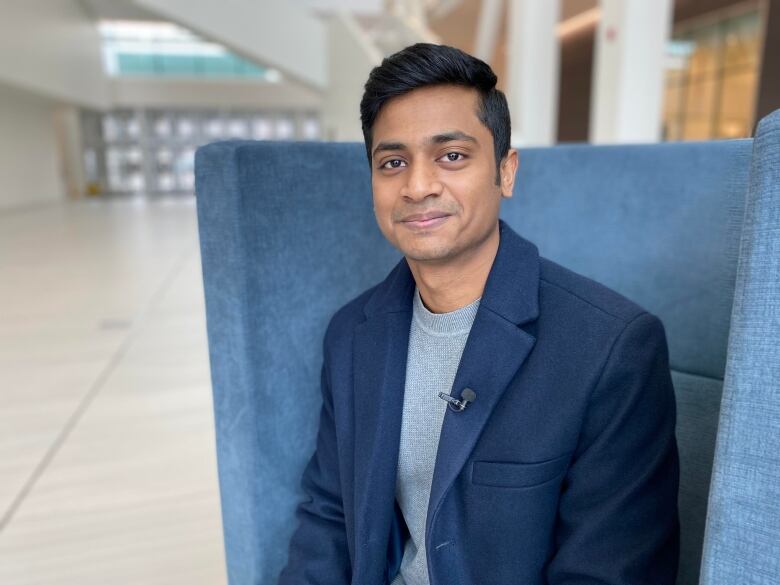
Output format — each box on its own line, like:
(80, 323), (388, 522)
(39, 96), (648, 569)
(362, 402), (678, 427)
(699, 110), (780, 584)
(502, 141), (752, 585)
(194, 110), (779, 585)
(195, 143), (397, 585)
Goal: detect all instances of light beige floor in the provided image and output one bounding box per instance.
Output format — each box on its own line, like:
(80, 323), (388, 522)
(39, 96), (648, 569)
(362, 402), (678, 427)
(0, 198), (227, 585)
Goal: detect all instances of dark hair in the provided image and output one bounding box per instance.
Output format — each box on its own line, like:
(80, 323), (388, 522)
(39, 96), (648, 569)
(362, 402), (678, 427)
(360, 43), (511, 185)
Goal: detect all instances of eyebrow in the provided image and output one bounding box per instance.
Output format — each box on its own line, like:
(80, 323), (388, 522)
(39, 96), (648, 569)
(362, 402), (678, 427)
(372, 130), (478, 159)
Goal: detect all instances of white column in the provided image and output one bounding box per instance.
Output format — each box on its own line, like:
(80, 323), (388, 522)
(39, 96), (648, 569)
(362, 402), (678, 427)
(474, 0), (504, 63)
(590, 0), (673, 144)
(506, 0), (561, 146)
(321, 12), (381, 141)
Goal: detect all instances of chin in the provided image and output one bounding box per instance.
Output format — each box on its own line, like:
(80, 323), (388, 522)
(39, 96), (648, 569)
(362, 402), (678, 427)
(400, 242), (457, 263)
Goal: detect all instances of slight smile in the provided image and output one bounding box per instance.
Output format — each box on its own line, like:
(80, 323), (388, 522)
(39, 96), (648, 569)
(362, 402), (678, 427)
(400, 213), (451, 230)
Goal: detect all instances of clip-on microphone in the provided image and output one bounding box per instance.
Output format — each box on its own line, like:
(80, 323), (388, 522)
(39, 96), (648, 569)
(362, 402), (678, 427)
(439, 387), (476, 412)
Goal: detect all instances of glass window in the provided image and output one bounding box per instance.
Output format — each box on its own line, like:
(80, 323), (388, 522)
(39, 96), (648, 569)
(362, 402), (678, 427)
(177, 118), (196, 138)
(98, 20), (270, 80)
(252, 117), (273, 140)
(126, 116), (141, 139)
(227, 118), (249, 138)
(718, 69), (758, 137)
(103, 116), (120, 141)
(662, 8), (762, 141)
(156, 147), (173, 166)
(302, 117), (321, 140)
(87, 106), (321, 195)
(154, 116), (173, 138)
(83, 149), (99, 182)
(176, 147), (196, 190)
(275, 117), (295, 140)
(157, 173), (175, 192)
(127, 172), (145, 192)
(205, 118), (225, 138)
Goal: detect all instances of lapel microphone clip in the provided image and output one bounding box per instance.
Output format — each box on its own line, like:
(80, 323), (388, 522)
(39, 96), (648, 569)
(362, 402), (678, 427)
(439, 387), (476, 412)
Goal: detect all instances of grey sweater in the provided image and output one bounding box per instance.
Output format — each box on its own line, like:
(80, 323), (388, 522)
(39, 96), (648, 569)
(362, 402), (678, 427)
(390, 286), (481, 585)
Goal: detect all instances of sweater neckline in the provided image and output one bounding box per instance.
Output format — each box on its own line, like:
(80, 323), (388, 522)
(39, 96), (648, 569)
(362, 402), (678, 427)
(412, 286), (481, 336)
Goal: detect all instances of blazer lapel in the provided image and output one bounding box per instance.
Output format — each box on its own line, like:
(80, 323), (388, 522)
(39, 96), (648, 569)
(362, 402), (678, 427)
(426, 220), (541, 543)
(352, 258), (414, 583)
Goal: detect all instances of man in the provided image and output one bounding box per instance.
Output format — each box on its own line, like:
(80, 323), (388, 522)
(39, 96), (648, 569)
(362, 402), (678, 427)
(278, 43), (679, 585)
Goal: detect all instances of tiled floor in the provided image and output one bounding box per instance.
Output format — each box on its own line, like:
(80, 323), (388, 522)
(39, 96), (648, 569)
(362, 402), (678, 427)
(0, 198), (226, 584)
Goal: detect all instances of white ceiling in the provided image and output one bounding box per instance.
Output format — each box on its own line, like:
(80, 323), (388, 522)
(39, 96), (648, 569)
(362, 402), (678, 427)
(79, 0), (159, 21)
(81, 0), (387, 21)
(288, 0), (384, 14)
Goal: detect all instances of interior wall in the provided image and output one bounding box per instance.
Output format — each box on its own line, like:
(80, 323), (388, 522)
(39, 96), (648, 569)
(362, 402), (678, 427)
(0, 0), (107, 109)
(0, 83), (64, 210)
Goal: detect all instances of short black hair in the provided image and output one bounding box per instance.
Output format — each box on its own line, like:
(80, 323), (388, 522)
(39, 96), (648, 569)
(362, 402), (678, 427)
(360, 43), (511, 185)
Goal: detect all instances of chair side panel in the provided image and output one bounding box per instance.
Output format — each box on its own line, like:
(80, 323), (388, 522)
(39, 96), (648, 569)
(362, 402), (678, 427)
(701, 110), (780, 585)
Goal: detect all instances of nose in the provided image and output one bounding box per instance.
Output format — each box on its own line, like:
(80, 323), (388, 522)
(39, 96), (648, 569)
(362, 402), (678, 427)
(401, 161), (443, 201)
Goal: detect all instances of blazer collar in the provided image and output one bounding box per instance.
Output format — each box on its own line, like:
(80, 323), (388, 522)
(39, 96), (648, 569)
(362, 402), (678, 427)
(362, 218), (540, 325)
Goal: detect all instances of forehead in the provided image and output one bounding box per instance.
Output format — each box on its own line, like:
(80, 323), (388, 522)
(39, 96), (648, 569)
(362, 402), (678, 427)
(372, 84), (487, 143)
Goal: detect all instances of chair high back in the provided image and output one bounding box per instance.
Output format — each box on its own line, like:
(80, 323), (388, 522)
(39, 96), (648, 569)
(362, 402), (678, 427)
(502, 140), (751, 585)
(195, 110), (780, 585)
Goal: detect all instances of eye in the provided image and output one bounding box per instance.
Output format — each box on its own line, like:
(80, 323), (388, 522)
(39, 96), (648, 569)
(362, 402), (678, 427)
(380, 159), (406, 170)
(441, 152), (466, 162)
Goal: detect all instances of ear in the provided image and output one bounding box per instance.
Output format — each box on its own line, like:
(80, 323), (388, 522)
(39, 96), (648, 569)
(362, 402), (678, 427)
(500, 149), (519, 199)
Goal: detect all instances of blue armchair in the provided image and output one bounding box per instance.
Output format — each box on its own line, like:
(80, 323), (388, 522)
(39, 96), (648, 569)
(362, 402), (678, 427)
(194, 109), (780, 585)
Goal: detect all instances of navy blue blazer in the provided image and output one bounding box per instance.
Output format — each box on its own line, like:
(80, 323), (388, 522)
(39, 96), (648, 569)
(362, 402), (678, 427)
(278, 219), (679, 585)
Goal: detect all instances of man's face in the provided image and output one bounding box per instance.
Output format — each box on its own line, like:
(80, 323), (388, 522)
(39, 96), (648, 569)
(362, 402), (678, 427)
(370, 84), (516, 265)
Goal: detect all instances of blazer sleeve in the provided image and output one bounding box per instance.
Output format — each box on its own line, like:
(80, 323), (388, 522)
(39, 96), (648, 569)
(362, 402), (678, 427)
(546, 311), (680, 585)
(277, 333), (351, 585)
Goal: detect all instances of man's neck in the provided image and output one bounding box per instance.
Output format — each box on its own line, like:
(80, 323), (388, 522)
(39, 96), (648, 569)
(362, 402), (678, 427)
(407, 225), (499, 314)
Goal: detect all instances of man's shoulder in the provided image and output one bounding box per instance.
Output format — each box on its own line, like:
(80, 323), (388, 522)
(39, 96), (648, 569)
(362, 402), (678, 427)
(322, 281), (383, 351)
(329, 284), (376, 328)
(323, 256), (409, 347)
(323, 254), (660, 348)
(538, 256), (651, 327)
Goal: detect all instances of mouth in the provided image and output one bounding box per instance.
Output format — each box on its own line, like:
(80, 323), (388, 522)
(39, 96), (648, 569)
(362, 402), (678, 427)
(400, 212), (451, 231)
